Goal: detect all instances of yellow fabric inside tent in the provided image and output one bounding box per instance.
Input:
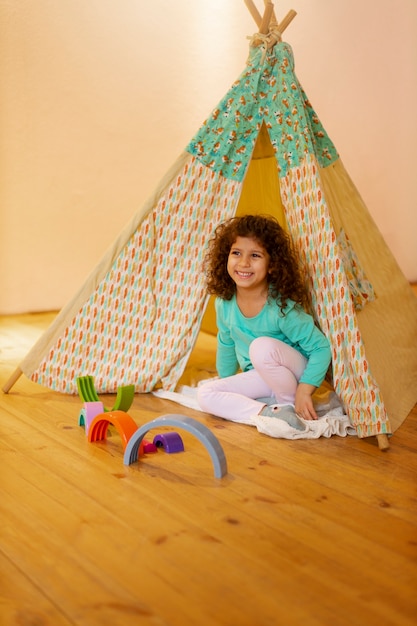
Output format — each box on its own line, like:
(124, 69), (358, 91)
(200, 124), (287, 334)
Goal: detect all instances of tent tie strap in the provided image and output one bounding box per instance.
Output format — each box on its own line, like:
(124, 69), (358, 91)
(248, 27), (282, 62)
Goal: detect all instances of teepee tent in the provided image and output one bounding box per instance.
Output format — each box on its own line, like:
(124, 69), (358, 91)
(4, 2), (417, 447)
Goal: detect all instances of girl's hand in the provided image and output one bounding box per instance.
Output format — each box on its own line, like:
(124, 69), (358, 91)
(295, 383), (318, 420)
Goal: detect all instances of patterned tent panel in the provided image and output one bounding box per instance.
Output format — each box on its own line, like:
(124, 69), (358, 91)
(280, 154), (390, 437)
(30, 156), (239, 394)
(187, 42), (338, 181)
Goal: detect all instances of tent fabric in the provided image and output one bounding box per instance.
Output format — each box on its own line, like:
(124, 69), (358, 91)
(16, 39), (417, 439)
(319, 159), (417, 434)
(187, 43), (339, 180)
(279, 159), (390, 439)
(28, 156), (238, 394)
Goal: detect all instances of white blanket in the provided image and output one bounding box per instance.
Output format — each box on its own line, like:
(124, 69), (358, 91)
(152, 384), (356, 440)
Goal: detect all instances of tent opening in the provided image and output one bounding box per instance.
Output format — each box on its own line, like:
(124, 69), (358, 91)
(200, 122), (286, 335)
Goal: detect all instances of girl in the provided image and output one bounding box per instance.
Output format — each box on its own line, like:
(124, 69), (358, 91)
(197, 214), (332, 431)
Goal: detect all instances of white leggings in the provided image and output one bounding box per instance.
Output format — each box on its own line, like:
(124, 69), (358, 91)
(197, 336), (307, 424)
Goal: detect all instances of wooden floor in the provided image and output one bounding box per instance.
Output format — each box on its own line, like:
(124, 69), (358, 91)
(1, 308), (417, 626)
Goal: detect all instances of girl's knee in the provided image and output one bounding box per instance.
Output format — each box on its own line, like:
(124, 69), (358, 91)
(249, 336), (277, 365)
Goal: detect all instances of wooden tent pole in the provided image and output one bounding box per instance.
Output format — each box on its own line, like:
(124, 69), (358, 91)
(2, 367), (23, 393)
(264, 0), (278, 27)
(376, 434), (390, 451)
(244, 0), (262, 27)
(245, 2), (297, 36)
(260, 2), (275, 34)
(276, 9), (297, 34)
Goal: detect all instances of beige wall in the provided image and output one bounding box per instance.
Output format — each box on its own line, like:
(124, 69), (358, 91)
(1, 0), (416, 314)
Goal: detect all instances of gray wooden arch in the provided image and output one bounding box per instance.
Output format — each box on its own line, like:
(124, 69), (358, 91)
(123, 414), (227, 478)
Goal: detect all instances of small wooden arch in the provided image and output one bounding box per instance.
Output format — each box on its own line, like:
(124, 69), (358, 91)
(88, 410), (139, 451)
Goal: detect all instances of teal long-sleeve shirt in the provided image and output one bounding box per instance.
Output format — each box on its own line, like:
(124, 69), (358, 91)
(215, 295), (331, 388)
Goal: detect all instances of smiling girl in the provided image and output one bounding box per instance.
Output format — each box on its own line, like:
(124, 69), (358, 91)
(197, 214), (332, 431)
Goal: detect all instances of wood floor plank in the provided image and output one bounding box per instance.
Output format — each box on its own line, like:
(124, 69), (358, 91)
(0, 552), (73, 626)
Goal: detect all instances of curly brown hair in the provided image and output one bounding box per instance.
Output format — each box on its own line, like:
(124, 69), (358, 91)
(204, 214), (308, 311)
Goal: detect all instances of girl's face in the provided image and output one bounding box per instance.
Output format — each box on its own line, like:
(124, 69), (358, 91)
(227, 236), (270, 293)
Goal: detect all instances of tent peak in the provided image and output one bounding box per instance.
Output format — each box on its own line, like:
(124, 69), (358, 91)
(244, 1), (297, 49)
